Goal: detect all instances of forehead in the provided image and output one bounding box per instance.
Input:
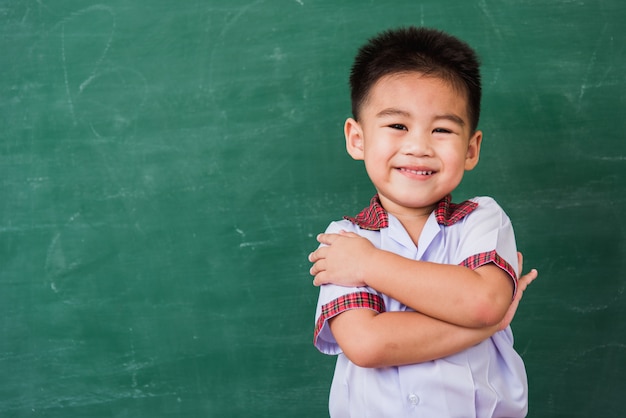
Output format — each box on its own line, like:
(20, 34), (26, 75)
(362, 71), (470, 119)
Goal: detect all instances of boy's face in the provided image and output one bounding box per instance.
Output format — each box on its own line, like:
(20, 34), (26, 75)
(345, 72), (482, 217)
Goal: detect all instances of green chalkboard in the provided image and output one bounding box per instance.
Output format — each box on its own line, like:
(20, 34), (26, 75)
(2, 1), (625, 417)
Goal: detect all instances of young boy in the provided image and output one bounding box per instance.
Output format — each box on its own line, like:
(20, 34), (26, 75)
(309, 27), (537, 417)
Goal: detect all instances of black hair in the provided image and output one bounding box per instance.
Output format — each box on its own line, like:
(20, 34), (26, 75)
(350, 27), (482, 132)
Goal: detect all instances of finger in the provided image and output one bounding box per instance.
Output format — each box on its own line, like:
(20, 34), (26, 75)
(309, 259), (327, 277)
(520, 268), (538, 284)
(515, 269), (538, 296)
(312, 271), (328, 287)
(520, 269), (538, 288)
(338, 230), (360, 238)
(316, 233), (340, 246)
(308, 246), (328, 263)
(517, 252), (524, 275)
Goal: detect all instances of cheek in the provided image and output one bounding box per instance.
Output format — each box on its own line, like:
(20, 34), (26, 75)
(442, 149), (470, 173)
(366, 138), (395, 156)
(363, 143), (387, 163)
(363, 150), (389, 179)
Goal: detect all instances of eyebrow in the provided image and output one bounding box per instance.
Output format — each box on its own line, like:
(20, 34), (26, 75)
(375, 108), (411, 118)
(434, 113), (466, 127)
(375, 108), (466, 127)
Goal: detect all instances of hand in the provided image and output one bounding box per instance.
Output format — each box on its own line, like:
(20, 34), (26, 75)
(498, 252), (538, 331)
(308, 231), (376, 287)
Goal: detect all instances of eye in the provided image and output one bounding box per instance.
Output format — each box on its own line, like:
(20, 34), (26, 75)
(433, 128), (453, 134)
(388, 123), (408, 131)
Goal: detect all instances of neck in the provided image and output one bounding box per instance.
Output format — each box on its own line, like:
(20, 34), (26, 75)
(377, 195), (440, 245)
(393, 211), (432, 246)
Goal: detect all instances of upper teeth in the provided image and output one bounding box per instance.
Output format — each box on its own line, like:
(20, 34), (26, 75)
(404, 168), (433, 175)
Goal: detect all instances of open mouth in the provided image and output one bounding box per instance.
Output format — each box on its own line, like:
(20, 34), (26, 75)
(399, 168), (434, 176)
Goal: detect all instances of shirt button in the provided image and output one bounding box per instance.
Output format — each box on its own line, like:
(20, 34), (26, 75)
(408, 393), (420, 405)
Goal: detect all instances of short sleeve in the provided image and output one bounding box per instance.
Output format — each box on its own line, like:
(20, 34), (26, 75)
(312, 221), (386, 355)
(456, 197), (519, 296)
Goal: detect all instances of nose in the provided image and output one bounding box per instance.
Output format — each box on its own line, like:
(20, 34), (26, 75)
(401, 130), (433, 157)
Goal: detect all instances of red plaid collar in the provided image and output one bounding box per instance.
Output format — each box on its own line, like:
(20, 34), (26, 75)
(344, 194), (478, 230)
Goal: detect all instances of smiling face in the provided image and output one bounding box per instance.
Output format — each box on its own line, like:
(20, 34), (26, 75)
(345, 72), (483, 218)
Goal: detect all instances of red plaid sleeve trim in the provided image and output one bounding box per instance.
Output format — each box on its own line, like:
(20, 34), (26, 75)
(314, 292), (386, 343)
(461, 250), (518, 296)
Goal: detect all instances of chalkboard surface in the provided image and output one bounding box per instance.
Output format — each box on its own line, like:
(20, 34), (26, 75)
(2, 1), (625, 417)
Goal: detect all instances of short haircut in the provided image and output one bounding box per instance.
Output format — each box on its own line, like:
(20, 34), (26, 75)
(349, 27), (482, 132)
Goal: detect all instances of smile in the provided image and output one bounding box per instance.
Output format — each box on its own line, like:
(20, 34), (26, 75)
(399, 168), (434, 176)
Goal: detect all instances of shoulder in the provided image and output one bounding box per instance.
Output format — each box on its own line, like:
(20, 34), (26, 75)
(469, 195), (502, 209)
(321, 219), (383, 249)
(323, 219), (364, 234)
(442, 196), (513, 236)
(322, 218), (380, 240)
(467, 196), (510, 220)
(436, 195), (507, 227)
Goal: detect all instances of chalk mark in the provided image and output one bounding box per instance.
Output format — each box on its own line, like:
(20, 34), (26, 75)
(204, 0), (265, 104)
(56, 5), (117, 123)
(578, 23), (612, 106)
(61, 25), (76, 124)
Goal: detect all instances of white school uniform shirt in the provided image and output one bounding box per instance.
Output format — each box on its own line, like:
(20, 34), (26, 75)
(314, 195), (527, 418)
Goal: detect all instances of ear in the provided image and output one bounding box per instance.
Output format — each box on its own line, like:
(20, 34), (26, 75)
(464, 130), (482, 171)
(344, 118), (365, 160)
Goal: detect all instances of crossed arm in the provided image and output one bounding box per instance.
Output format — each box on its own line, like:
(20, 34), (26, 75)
(309, 231), (538, 368)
